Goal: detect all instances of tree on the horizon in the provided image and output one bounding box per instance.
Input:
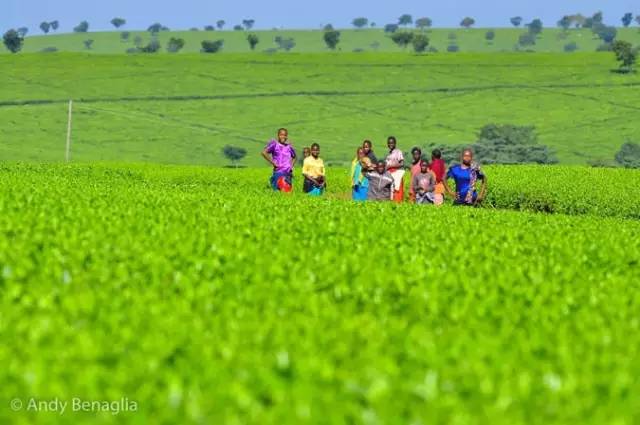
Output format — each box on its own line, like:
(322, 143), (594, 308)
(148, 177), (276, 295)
(460, 17), (475, 28)
(242, 19), (255, 30)
(398, 14), (413, 27)
(621, 13), (633, 28)
(323, 29), (341, 50)
(352, 17), (368, 29)
(73, 21), (89, 33)
(111, 18), (126, 29)
(147, 23), (163, 34)
(247, 33), (259, 50)
(167, 37), (185, 53)
(216, 20), (225, 30)
(39, 21), (51, 34)
(510, 16), (523, 27)
(3, 29), (24, 53)
(558, 16), (571, 30)
(204, 25), (215, 31)
(201, 39), (224, 53)
(17, 27), (29, 37)
(570, 14), (586, 28)
(415, 17), (432, 30)
(596, 26), (618, 44)
(50, 21), (59, 31)
(527, 19), (543, 36)
(384, 24), (399, 33)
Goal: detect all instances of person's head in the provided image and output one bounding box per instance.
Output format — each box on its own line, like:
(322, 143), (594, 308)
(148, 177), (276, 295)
(387, 136), (397, 151)
(310, 143), (320, 158)
(432, 148), (442, 160)
(461, 148), (474, 166)
(420, 160), (429, 173)
(375, 160), (386, 174)
(411, 147), (422, 163)
(303, 146), (311, 158)
(356, 147), (365, 159)
(277, 128), (288, 143)
(363, 140), (372, 154)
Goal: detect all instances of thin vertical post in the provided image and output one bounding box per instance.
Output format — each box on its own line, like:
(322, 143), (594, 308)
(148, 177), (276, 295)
(65, 100), (73, 162)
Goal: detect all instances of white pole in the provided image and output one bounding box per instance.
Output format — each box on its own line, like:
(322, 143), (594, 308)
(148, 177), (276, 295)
(65, 100), (73, 162)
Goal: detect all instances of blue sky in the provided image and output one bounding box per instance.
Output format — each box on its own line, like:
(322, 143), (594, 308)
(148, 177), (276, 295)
(3, 1), (639, 33)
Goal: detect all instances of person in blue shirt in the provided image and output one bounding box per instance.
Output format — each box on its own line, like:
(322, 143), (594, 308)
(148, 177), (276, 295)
(444, 148), (487, 205)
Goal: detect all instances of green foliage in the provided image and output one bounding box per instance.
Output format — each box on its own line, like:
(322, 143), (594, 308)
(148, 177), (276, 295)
(120, 31), (130, 42)
(412, 34), (429, 53)
(3, 29), (23, 53)
(323, 30), (341, 50)
(17, 27), (28, 37)
(622, 13), (633, 27)
(233, 25), (243, 31)
(510, 16), (523, 27)
(216, 20), (225, 30)
(139, 38), (161, 53)
(204, 25), (215, 31)
(83, 39), (94, 50)
(485, 30), (495, 42)
(519, 32), (537, 47)
(247, 33), (259, 50)
(50, 20), (59, 31)
(594, 26), (618, 44)
(611, 40), (637, 72)
(0, 163), (639, 424)
(242, 20), (255, 31)
(73, 21), (89, 33)
(166, 37), (185, 53)
(558, 16), (571, 30)
(384, 24), (399, 33)
(447, 43), (459, 52)
(614, 142), (640, 168)
(352, 17), (368, 29)
(201, 39), (224, 53)
(390, 31), (414, 49)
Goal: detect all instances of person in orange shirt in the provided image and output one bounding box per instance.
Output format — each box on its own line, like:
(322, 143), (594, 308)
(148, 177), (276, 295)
(408, 147), (423, 203)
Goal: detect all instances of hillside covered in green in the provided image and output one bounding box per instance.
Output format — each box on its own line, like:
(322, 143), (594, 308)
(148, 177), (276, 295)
(5, 27), (640, 54)
(1, 52), (639, 165)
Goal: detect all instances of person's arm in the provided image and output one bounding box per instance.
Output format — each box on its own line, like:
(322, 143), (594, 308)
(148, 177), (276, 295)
(289, 146), (297, 170)
(443, 172), (458, 201)
(261, 149), (276, 168)
(302, 160), (318, 185)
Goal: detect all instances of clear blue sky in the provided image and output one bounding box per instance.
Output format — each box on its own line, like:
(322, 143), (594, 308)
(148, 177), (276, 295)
(3, 0), (639, 33)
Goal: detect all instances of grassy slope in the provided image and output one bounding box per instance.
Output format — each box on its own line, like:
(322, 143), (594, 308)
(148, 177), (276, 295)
(1, 164), (639, 424)
(6, 28), (640, 54)
(1, 52), (639, 165)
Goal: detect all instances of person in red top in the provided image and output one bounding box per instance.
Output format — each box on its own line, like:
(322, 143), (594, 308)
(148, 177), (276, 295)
(408, 147), (423, 203)
(429, 149), (446, 205)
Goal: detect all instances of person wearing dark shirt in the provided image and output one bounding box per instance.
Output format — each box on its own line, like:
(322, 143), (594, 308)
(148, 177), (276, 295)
(365, 161), (394, 201)
(362, 140), (378, 165)
(444, 148), (487, 205)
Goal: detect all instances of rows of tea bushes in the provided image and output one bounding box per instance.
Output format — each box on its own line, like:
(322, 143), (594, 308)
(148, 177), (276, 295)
(0, 163), (639, 424)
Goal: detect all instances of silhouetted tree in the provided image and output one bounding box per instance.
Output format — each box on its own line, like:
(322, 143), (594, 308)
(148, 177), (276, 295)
(50, 20), (59, 31)
(412, 33), (429, 53)
(3, 29), (23, 53)
(527, 19), (543, 36)
(558, 16), (571, 30)
(83, 39), (94, 50)
(222, 145), (248, 167)
(398, 14), (413, 27)
(323, 30), (341, 50)
(612, 40), (637, 73)
(216, 20), (225, 30)
(120, 31), (130, 42)
(415, 17), (432, 30)
(391, 31), (414, 49)
(167, 37), (185, 53)
(233, 25), (243, 31)
(204, 25), (215, 31)
(485, 30), (495, 42)
(510, 17), (523, 27)
(201, 40), (224, 53)
(384, 24), (399, 33)
(352, 17), (368, 29)
(111, 18), (126, 29)
(247, 33), (259, 50)
(74, 21), (89, 33)
(460, 17), (475, 28)
(39, 22), (51, 34)
(17, 27), (28, 37)
(622, 13), (633, 27)
(242, 19), (255, 30)
(147, 23), (162, 34)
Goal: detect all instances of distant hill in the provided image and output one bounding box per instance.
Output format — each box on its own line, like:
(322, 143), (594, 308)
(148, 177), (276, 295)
(4, 28), (640, 54)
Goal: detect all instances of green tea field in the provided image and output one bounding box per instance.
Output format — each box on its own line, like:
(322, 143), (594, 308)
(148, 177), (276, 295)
(1, 52), (639, 166)
(1, 163), (639, 424)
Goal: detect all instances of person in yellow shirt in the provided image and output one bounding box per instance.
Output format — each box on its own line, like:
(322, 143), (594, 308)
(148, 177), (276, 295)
(302, 143), (326, 195)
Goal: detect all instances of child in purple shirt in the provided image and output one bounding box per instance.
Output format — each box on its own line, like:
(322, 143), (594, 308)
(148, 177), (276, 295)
(262, 128), (297, 191)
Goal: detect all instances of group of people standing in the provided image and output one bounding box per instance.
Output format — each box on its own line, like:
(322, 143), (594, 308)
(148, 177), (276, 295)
(261, 128), (488, 206)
